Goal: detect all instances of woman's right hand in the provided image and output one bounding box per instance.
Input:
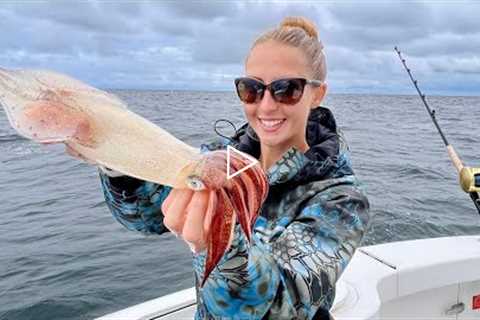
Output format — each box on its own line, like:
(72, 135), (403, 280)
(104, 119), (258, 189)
(162, 188), (215, 254)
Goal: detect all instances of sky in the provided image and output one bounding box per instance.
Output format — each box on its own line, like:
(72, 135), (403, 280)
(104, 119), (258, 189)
(1, 1), (479, 95)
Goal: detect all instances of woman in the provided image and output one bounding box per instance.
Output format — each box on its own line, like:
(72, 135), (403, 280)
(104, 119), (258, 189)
(99, 17), (370, 319)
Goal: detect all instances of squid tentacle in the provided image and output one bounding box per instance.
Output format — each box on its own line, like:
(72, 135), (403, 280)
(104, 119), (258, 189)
(203, 188), (236, 286)
(226, 156), (253, 242)
(201, 150), (269, 286)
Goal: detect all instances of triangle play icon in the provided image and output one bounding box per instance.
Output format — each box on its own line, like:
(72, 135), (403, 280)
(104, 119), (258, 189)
(227, 145), (259, 179)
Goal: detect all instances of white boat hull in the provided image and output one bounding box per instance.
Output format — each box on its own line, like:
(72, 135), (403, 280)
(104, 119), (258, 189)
(96, 236), (480, 319)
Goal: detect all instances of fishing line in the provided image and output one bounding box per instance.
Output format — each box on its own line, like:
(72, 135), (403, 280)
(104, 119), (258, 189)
(395, 47), (480, 214)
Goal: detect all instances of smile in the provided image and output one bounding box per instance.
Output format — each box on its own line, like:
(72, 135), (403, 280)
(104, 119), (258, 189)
(259, 118), (286, 131)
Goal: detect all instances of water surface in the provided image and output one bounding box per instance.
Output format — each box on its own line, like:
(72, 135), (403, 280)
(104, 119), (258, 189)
(1, 92), (479, 319)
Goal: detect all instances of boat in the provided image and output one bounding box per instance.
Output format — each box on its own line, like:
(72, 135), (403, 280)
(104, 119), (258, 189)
(96, 235), (480, 319)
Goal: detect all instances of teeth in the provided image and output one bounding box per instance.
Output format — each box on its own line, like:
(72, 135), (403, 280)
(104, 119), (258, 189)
(260, 119), (284, 127)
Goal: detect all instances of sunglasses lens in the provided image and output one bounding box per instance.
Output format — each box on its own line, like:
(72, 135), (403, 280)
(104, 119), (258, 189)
(271, 79), (305, 104)
(235, 78), (307, 105)
(235, 78), (263, 104)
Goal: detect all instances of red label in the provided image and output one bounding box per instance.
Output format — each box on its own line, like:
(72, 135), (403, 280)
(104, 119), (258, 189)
(473, 295), (480, 310)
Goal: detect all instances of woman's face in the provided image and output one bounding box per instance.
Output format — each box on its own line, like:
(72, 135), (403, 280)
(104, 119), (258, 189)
(244, 40), (325, 152)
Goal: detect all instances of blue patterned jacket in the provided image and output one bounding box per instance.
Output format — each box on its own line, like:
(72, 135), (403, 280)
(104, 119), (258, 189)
(99, 106), (370, 319)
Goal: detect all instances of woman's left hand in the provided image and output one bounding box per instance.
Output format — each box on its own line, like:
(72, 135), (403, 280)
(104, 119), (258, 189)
(161, 188), (215, 253)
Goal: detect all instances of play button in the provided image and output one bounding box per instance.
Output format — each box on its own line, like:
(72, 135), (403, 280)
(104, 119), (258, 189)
(227, 145), (259, 179)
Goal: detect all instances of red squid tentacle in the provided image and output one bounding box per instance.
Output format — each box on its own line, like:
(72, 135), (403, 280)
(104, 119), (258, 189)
(199, 149), (269, 286)
(202, 188), (236, 287)
(226, 151), (269, 240)
(228, 154), (256, 238)
(226, 177), (252, 242)
(238, 157), (269, 226)
(237, 170), (258, 229)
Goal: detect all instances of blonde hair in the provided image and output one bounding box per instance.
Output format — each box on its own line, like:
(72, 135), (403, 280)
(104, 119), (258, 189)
(248, 17), (327, 81)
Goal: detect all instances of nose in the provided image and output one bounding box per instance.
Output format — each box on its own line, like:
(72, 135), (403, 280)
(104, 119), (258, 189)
(257, 89), (279, 112)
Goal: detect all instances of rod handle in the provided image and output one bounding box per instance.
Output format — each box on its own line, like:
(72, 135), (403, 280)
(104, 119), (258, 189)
(447, 145), (464, 173)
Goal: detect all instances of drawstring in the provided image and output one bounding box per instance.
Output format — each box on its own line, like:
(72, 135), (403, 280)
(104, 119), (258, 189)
(214, 119), (239, 144)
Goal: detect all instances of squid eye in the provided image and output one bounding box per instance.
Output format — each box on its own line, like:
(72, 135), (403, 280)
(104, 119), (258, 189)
(186, 176), (206, 191)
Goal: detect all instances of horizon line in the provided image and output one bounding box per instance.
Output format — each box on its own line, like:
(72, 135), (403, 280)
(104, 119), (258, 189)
(103, 88), (480, 98)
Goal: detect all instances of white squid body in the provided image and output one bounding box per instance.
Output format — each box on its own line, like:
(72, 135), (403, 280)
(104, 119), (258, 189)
(0, 68), (270, 285)
(0, 68), (201, 188)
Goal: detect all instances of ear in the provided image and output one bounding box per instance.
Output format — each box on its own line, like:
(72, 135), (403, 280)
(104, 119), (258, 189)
(311, 83), (327, 108)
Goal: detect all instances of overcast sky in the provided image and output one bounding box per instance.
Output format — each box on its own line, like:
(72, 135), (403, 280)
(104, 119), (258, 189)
(1, 1), (479, 95)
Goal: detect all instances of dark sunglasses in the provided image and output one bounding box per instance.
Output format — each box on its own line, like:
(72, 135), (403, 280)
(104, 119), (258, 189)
(234, 77), (322, 105)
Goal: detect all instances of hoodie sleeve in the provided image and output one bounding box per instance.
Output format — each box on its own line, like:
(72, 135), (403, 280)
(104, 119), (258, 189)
(194, 174), (370, 319)
(99, 171), (172, 235)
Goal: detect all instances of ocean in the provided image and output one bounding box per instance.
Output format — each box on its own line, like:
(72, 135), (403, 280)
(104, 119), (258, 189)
(1, 91), (479, 319)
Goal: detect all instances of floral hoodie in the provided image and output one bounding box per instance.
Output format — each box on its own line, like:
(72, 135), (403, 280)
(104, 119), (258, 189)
(99, 106), (371, 319)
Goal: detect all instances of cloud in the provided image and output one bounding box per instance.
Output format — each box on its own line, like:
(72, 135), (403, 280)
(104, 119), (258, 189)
(162, 1), (235, 20)
(406, 33), (480, 58)
(429, 56), (480, 74)
(7, 2), (144, 34)
(0, 1), (478, 95)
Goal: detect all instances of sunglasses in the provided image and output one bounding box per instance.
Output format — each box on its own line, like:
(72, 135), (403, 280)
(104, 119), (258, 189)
(234, 77), (322, 105)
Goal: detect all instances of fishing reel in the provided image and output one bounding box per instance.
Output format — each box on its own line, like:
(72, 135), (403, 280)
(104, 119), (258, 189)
(460, 167), (480, 193)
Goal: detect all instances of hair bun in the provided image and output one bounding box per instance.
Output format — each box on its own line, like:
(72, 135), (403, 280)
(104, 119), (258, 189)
(280, 17), (318, 39)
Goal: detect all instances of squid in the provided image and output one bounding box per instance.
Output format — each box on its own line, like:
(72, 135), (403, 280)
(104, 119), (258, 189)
(0, 68), (269, 285)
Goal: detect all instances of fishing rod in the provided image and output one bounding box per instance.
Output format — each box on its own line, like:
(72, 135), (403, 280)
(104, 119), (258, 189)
(394, 46), (480, 214)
